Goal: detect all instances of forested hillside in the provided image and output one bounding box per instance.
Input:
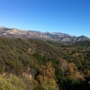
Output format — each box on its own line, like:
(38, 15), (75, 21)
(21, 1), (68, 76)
(0, 37), (90, 90)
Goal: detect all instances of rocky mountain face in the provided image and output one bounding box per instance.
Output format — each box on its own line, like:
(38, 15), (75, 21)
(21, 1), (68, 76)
(0, 26), (89, 42)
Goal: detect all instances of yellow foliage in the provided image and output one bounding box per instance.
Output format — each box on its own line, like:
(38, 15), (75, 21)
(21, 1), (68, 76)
(87, 70), (90, 76)
(68, 63), (77, 75)
(0, 74), (26, 90)
(37, 61), (59, 90)
(73, 52), (79, 57)
(40, 61), (55, 78)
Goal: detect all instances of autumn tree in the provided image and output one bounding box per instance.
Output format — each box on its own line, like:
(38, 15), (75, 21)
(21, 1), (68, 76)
(37, 61), (59, 90)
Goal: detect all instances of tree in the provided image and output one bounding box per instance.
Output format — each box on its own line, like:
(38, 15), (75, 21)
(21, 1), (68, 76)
(37, 61), (59, 90)
(0, 75), (26, 90)
(0, 61), (5, 74)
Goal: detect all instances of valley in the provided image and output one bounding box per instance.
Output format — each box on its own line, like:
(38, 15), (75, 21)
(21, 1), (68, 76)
(0, 36), (90, 90)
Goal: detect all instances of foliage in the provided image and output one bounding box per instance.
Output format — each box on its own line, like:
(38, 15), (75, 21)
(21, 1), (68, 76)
(37, 62), (59, 90)
(0, 37), (90, 89)
(0, 75), (26, 90)
(0, 61), (5, 74)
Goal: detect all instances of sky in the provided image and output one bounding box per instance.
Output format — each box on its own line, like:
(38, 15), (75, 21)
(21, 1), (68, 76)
(0, 0), (90, 37)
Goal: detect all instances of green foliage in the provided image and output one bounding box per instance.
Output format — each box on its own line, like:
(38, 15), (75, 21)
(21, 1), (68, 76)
(6, 60), (23, 76)
(0, 37), (90, 89)
(0, 75), (26, 90)
(0, 61), (5, 74)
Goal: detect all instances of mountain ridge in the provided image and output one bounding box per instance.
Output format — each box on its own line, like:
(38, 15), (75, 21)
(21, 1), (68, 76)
(0, 26), (89, 42)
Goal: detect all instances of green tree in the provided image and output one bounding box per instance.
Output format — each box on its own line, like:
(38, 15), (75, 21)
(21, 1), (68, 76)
(0, 75), (26, 90)
(0, 61), (5, 74)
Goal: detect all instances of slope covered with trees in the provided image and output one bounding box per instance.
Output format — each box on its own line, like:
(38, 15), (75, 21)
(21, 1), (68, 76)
(0, 37), (90, 90)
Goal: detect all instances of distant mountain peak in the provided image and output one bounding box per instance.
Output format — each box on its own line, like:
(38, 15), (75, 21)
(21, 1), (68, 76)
(0, 26), (6, 29)
(0, 26), (89, 42)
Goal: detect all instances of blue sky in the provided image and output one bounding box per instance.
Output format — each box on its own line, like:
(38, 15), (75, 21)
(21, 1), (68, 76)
(0, 0), (90, 37)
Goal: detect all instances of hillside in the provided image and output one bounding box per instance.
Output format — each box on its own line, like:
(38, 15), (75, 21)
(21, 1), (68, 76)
(0, 37), (90, 90)
(0, 26), (90, 42)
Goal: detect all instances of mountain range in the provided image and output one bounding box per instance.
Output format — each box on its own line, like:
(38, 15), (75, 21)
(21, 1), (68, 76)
(0, 26), (89, 42)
